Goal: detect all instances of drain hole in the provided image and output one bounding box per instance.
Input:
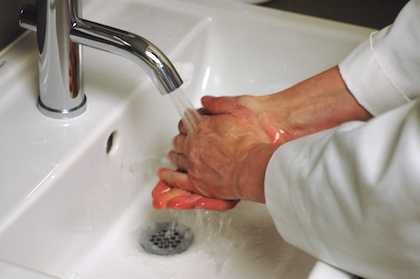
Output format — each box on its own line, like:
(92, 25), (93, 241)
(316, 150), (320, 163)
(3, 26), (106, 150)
(106, 131), (118, 155)
(139, 221), (193, 256)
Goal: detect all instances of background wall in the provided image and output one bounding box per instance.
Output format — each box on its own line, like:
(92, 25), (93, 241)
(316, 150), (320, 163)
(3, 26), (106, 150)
(261, 0), (409, 29)
(0, 0), (35, 50)
(0, 0), (409, 51)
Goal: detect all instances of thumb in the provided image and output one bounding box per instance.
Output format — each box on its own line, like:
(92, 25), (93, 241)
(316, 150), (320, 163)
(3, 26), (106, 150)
(157, 168), (196, 193)
(201, 96), (244, 116)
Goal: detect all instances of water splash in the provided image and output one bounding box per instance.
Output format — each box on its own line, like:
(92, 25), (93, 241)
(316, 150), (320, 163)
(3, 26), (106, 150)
(167, 89), (250, 270)
(169, 88), (201, 133)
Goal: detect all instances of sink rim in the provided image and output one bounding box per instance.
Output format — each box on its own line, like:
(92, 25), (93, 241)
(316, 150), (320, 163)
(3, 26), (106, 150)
(0, 0), (373, 278)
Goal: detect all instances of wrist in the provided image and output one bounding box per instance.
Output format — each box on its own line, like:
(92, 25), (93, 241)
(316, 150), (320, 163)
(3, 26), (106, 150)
(255, 66), (373, 143)
(237, 142), (281, 204)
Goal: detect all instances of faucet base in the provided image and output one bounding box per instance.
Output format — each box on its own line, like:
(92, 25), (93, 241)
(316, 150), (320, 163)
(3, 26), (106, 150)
(37, 96), (87, 119)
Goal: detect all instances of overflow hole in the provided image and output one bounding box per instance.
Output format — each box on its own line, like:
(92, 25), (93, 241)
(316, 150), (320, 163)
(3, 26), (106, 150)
(106, 131), (118, 155)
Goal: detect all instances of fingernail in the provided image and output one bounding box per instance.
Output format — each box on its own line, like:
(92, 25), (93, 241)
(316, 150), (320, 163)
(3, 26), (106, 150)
(152, 199), (166, 210)
(157, 168), (167, 178)
(201, 95), (215, 103)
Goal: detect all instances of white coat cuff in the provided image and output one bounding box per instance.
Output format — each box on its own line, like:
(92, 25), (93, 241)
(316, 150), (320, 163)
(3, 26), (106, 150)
(338, 31), (409, 116)
(264, 137), (338, 265)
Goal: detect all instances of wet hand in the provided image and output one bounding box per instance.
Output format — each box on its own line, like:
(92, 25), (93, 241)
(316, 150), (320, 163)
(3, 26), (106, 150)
(154, 96), (278, 207)
(152, 180), (239, 211)
(151, 67), (373, 211)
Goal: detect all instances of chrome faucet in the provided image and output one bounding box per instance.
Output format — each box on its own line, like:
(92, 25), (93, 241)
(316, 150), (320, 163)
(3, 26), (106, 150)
(19, 0), (183, 119)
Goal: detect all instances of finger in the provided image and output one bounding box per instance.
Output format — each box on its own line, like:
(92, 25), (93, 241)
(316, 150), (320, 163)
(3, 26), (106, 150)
(163, 192), (239, 211)
(183, 109), (201, 127)
(157, 168), (196, 193)
(178, 120), (187, 135)
(178, 108), (208, 134)
(197, 107), (210, 116)
(152, 184), (193, 210)
(153, 174), (239, 211)
(167, 151), (190, 172)
(195, 198), (240, 211)
(172, 134), (186, 153)
(153, 189), (239, 211)
(201, 96), (247, 117)
(151, 180), (172, 198)
(167, 194), (204, 210)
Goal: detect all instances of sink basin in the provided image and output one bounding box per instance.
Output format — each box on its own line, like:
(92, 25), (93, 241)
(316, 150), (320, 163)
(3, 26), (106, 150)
(0, 0), (373, 278)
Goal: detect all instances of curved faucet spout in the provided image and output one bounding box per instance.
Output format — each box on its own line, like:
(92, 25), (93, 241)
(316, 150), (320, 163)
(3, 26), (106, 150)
(71, 20), (183, 95)
(19, 0), (183, 119)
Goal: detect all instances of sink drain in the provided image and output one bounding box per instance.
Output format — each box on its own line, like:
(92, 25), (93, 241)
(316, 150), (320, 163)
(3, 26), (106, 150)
(139, 221), (193, 256)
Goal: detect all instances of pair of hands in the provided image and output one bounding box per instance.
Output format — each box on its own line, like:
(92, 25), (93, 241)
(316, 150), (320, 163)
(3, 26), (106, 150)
(151, 67), (373, 211)
(152, 95), (280, 211)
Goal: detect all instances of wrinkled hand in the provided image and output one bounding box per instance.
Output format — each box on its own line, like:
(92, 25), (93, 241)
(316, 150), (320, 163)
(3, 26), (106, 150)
(152, 67), (373, 211)
(152, 96), (279, 211)
(152, 180), (239, 211)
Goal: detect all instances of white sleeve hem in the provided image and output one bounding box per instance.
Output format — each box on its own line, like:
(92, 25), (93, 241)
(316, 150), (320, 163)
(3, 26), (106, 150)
(338, 32), (409, 116)
(264, 101), (420, 278)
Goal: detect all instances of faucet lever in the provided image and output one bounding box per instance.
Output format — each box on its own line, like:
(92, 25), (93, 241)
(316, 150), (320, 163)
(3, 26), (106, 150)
(19, 4), (37, 32)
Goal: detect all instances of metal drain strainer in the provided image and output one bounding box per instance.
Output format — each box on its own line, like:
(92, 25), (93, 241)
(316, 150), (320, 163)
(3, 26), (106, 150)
(139, 221), (193, 256)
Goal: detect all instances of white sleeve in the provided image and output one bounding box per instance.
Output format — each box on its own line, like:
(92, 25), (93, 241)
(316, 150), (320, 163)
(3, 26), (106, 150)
(338, 0), (420, 116)
(265, 1), (420, 277)
(265, 100), (420, 278)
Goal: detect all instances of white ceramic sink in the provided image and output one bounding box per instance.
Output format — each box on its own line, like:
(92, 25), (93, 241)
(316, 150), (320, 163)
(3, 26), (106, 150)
(0, 0), (372, 278)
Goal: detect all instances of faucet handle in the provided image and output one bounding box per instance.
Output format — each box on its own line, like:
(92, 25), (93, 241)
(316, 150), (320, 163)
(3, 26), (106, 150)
(19, 4), (37, 32)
